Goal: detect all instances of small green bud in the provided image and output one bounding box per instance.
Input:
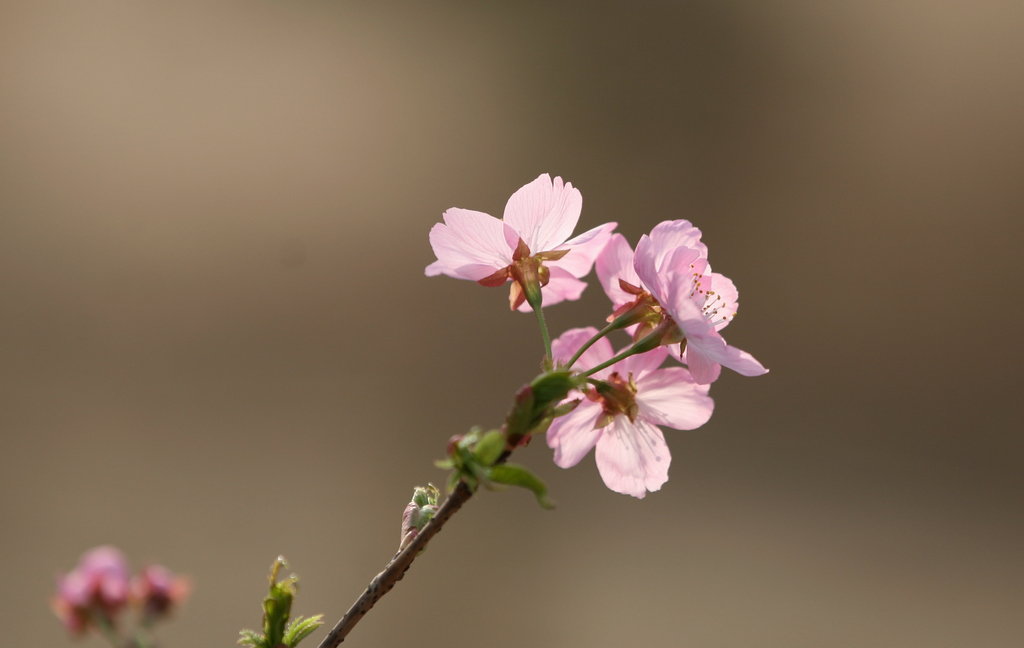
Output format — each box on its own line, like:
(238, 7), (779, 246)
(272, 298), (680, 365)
(550, 398), (582, 418)
(505, 385), (536, 439)
(489, 464), (555, 509)
(400, 485), (441, 552)
(411, 484), (439, 508)
(530, 370), (583, 411)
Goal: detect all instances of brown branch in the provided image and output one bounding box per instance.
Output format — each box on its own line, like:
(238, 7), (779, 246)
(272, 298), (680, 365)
(315, 480), (474, 648)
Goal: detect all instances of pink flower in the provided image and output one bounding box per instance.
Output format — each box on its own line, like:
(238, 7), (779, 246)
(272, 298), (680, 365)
(52, 546), (132, 635)
(597, 220), (767, 384)
(132, 565), (191, 620)
(546, 327), (714, 498)
(426, 174), (616, 311)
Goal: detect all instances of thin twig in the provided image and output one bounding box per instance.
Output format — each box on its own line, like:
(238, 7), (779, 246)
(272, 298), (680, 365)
(316, 481), (474, 648)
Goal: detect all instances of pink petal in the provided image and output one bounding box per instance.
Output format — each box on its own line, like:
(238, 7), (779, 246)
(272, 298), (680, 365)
(637, 242), (701, 314)
(636, 367), (714, 430)
(660, 293), (720, 381)
(551, 327), (613, 369)
(660, 250), (765, 382)
(502, 174), (582, 253)
(648, 219), (707, 262)
(594, 417), (670, 498)
(426, 208), (514, 280)
(685, 334), (768, 381)
(514, 266), (588, 312)
(663, 259), (715, 330)
(682, 343), (723, 384)
(549, 222), (618, 278)
(596, 233), (641, 307)
(704, 272), (738, 330)
(546, 401), (604, 469)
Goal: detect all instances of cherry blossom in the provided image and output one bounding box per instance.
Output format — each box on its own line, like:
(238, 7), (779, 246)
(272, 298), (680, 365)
(426, 174), (616, 311)
(546, 327), (713, 498)
(596, 220), (767, 384)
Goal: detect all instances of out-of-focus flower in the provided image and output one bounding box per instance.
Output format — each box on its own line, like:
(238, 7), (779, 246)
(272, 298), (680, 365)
(132, 564), (191, 620)
(546, 328), (714, 498)
(426, 174), (616, 311)
(51, 545), (131, 635)
(597, 220), (767, 384)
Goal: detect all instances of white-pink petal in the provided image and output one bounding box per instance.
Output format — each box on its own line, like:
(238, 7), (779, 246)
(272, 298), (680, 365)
(546, 401), (605, 469)
(425, 208), (514, 280)
(594, 417), (670, 499)
(635, 367), (714, 430)
(502, 174), (582, 253)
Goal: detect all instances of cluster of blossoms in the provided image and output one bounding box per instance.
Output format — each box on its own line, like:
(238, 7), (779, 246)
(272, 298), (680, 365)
(52, 545), (189, 641)
(427, 173), (767, 498)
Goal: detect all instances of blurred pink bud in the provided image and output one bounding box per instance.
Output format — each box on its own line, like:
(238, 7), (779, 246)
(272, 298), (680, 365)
(133, 564), (191, 620)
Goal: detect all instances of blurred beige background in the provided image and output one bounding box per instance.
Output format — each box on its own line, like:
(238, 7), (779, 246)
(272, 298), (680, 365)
(2, 2), (1022, 647)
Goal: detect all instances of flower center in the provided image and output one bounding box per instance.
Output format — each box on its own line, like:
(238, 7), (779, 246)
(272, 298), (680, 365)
(685, 263), (733, 328)
(475, 237), (570, 310)
(587, 371), (639, 427)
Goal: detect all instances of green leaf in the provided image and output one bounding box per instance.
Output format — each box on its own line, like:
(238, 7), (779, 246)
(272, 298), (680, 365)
(238, 629), (268, 648)
(283, 614), (324, 647)
(488, 463), (555, 509)
(473, 430), (505, 467)
(550, 399), (582, 418)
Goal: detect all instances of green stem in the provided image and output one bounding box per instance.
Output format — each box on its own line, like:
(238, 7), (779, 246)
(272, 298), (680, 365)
(92, 613), (123, 648)
(134, 618), (155, 648)
(566, 320), (618, 369)
(580, 329), (664, 377)
(529, 299), (552, 360)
